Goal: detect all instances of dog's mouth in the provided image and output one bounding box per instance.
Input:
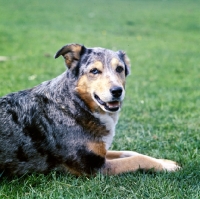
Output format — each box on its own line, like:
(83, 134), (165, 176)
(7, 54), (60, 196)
(94, 94), (121, 112)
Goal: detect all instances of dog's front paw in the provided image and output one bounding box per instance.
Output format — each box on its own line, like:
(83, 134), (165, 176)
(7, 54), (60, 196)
(157, 159), (181, 171)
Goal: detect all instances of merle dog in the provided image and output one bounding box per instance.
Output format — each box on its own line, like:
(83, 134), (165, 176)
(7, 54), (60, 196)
(0, 44), (180, 176)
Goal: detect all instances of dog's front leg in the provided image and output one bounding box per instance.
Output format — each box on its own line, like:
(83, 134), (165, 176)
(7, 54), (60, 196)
(103, 151), (180, 175)
(106, 150), (140, 160)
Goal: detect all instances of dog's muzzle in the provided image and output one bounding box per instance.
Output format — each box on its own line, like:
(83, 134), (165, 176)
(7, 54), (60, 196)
(94, 94), (121, 112)
(94, 86), (123, 112)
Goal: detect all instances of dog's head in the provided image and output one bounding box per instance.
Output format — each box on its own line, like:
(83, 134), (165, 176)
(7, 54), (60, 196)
(55, 44), (130, 113)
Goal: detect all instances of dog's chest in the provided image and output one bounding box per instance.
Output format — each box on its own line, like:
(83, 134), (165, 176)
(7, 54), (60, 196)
(93, 112), (118, 150)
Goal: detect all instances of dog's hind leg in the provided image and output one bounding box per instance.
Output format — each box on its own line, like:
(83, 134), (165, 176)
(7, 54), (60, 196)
(103, 151), (180, 175)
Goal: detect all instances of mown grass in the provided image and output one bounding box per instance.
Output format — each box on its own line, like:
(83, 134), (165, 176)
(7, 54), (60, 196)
(0, 0), (199, 198)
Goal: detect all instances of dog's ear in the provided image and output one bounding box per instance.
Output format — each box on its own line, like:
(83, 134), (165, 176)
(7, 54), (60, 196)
(55, 44), (85, 69)
(118, 51), (131, 76)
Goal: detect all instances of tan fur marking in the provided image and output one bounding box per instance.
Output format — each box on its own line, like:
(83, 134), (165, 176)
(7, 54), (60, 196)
(64, 52), (73, 67)
(70, 45), (82, 57)
(106, 151), (123, 160)
(110, 58), (119, 69)
(103, 156), (163, 175)
(76, 75), (99, 112)
(63, 44), (82, 68)
(110, 58), (126, 87)
(87, 142), (106, 157)
(91, 61), (103, 71)
(103, 153), (180, 175)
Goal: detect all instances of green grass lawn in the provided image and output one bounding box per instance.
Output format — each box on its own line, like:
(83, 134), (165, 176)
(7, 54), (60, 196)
(0, 0), (199, 198)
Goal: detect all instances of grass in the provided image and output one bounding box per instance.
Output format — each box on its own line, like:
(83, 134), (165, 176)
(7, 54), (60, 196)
(0, 0), (199, 198)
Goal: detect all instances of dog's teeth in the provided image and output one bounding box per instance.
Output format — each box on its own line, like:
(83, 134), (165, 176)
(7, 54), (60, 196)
(106, 101), (120, 108)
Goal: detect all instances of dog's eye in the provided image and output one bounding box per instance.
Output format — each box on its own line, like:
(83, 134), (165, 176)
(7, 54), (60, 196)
(90, 68), (101, 75)
(116, 66), (124, 73)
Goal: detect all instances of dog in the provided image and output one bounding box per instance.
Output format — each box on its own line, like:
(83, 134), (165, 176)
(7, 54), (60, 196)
(0, 44), (180, 176)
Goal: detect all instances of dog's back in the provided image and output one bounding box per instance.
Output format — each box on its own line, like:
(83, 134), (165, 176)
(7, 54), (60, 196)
(0, 79), (66, 174)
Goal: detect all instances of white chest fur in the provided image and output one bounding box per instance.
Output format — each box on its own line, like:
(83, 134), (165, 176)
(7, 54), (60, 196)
(93, 112), (119, 150)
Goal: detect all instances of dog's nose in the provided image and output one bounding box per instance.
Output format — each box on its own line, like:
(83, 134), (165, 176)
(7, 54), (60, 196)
(110, 86), (123, 98)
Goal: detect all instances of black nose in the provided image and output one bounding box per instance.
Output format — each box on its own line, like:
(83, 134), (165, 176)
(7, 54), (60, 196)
(110, 86), (123, 98)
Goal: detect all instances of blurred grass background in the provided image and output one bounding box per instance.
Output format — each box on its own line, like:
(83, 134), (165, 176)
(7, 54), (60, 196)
(0, 0), (199, 198)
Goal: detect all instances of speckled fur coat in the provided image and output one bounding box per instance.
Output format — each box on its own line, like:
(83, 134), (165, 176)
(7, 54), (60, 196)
(0, 44), (180, 176)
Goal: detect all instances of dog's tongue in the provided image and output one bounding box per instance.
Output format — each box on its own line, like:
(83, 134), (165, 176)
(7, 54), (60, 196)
(106, 101), (120, 108)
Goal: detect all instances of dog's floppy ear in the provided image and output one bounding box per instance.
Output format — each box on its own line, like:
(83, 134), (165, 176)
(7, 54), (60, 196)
(118, 51), (131, 76)
(55, 44), (85, 69)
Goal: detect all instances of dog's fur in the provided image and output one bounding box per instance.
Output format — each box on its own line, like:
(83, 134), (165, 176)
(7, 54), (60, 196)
(0, 44), (180, 176)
